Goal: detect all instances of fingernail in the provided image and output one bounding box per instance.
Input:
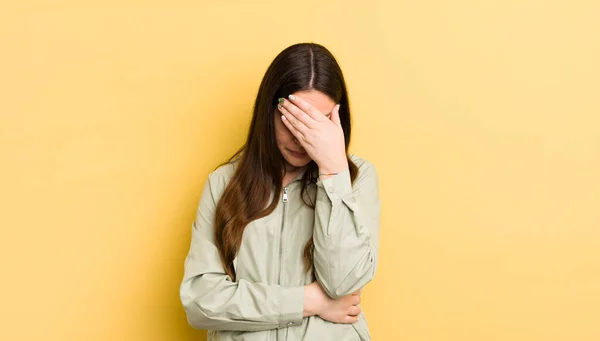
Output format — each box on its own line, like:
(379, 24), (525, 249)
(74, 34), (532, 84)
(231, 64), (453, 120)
(288, 94), (296, 100)
(281, 115), (286, 121)
(277, 104), (283, 110)
(337, 104), (341, 111)
(278, 97), (285, 104)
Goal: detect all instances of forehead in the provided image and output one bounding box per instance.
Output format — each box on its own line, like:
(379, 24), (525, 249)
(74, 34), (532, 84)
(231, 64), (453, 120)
(292, 90), (336, 114)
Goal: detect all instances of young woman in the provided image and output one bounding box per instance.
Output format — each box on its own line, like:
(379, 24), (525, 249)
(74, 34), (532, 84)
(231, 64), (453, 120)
(180, 42), (380, 341)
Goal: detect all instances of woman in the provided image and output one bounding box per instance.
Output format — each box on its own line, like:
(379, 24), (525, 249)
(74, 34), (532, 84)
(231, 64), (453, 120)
(180, 42), (380, 341)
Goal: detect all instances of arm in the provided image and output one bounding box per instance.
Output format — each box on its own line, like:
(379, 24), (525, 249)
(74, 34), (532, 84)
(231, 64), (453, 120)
(180, 170), (304, 331)
(312, 161), (381, 299)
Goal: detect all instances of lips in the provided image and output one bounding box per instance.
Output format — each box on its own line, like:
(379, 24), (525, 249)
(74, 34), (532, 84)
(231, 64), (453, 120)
(288, 149), (307, 157)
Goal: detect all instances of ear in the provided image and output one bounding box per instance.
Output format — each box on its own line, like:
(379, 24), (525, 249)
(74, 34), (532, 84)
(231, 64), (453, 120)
(331, 104), (341, 126)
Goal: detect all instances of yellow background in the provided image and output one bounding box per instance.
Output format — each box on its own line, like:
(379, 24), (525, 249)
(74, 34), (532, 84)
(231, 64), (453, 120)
(1, 1), (598, 340)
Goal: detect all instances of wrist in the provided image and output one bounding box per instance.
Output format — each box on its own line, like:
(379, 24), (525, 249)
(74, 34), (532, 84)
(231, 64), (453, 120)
(318, 167), (348, 181)
(303, 285), (316, 317)
(317, 155), (348, 175)
(303, 283), (323, 317)
(318, 165), (348, 176)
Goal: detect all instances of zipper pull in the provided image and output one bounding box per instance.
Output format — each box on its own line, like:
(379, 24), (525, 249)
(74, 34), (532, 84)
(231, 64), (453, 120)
(282, 187), (288, 203)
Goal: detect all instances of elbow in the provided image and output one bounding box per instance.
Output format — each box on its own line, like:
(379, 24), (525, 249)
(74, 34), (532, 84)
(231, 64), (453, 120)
(180, 280), (224, 331)
(315, 256), (377, 299)
(185, 312), (208, 330)
(316, 270), (376, 300)
(181, 295), (212, 330)
(313, 273), (342, 299)
(318, 281), (347, 300)
(182, 296), (233, 331)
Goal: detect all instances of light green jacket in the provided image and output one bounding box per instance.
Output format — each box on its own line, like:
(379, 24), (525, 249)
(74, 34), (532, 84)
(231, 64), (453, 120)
(180, 154), (380, 341)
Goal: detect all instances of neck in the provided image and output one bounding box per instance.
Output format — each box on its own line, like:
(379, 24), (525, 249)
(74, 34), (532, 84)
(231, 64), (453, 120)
(283, 163), (306, 186)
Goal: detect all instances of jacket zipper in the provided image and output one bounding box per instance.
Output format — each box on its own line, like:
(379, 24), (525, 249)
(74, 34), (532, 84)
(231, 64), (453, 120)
(282, 187), (288, 203)
(279, 187), (288, 284)
(277, 186), (288, 341)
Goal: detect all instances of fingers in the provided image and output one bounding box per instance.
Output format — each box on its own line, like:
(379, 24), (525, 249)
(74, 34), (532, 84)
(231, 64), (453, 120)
(331, 103), (341, 126)
(344, 315), (360, 324)
(278, 97), (317, 128)
(287, 94), (326, 121)
(347, 292), (361, 305)
(348, 305), (362, 316)
(278, 103), (308, 139)
(344, 304), (361, 324)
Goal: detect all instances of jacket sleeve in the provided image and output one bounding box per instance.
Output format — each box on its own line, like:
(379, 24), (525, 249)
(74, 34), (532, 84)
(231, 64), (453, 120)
(312, 160), (381, 299)
(180, 170), (305, 332)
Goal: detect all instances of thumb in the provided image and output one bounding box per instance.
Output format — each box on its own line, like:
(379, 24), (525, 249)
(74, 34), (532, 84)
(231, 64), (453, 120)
(331, 104), (341, 126)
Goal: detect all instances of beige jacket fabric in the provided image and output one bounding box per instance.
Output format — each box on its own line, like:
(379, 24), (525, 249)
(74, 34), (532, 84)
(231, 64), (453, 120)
(180, 154), (381, 341)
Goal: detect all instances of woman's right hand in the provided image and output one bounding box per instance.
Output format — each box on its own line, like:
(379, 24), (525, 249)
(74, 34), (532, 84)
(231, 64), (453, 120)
(303, 282), (361, 324)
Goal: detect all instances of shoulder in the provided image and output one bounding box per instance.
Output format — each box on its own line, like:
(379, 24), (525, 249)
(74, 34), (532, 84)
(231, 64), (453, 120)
(347, 154), (379, 190)
(348, 154), (380, 197)
(205, 158), (239, 197)
(349, 153), (378, 176)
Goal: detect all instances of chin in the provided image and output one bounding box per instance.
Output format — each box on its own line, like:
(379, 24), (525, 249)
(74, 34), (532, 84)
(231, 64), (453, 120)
(285, 155), (311, 168)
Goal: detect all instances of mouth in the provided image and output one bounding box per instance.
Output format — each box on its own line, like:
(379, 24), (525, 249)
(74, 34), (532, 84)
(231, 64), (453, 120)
(287, 148), (307, 157)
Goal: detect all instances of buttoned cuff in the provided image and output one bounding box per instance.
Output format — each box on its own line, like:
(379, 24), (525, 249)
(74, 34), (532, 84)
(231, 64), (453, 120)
(277, 285), (304, 329)
(316, 168), (353, 201)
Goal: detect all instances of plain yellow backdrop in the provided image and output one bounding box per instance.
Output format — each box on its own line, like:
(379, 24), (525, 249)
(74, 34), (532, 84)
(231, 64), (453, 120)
(1, 1), (599, 340)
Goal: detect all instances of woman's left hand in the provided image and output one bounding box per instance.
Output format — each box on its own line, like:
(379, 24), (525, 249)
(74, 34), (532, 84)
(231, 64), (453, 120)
(277, 94), (349, 174)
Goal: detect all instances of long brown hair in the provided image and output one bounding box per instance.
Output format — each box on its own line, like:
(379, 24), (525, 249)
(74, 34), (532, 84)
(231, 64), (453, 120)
(214, 43), (358, 281)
